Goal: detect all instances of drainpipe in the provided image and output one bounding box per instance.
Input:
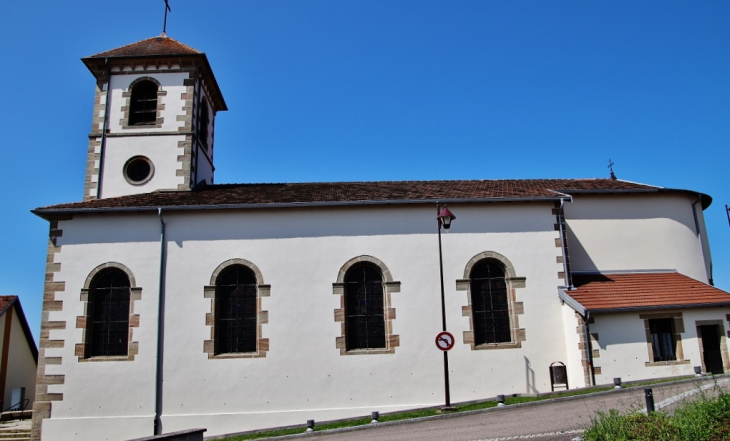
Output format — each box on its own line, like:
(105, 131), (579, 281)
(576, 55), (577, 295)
(557, 198), (573, 289)
(691, 197), (711, 285)
(96, 58), (111, 199)
(192, 78), (201, 188)
(584, 311), (595, 386)
(154, 208), (167, 435)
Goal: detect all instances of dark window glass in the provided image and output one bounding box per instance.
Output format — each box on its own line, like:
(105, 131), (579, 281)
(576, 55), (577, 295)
(89, 269), (131, 357)
(129, 81), (158, 125)
(345, 264), (385, 350)
(650, 318), (676, 361)
(125, 157), (152, 183)
(470, 260), (511, 345)
(215, 265), (257, 354)
(199, 99), (209, 148)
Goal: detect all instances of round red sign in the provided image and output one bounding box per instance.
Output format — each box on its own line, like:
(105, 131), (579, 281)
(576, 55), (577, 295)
(435, 331), (455, 351)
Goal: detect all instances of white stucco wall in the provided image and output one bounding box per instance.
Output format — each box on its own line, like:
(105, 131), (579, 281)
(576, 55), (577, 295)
(565, 194), (709, 283)
(590, 308), (729, 384)
(1, 307), (37, 411)
(44, 202), (574, 439)
(560, 302), (586, 389)
(99, 136), (187, 198)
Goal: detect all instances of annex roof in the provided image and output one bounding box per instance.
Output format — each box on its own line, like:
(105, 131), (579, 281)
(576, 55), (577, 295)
(32, 178), (710, 219)
(0, 296), (39, 363)
(559, 272), (730, 315)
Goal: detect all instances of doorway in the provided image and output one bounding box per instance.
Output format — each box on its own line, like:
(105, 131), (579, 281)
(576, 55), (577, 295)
(698, 324), (724, 375)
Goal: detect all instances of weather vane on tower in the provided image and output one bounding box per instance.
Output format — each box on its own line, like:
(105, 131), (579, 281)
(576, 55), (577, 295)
(162, 0), (172, 36)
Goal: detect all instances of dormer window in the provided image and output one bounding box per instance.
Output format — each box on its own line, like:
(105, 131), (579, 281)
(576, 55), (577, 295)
(129, 80), (158, 125)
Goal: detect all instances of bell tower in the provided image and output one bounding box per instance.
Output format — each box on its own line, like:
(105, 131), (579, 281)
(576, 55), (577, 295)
(81, 35), (227, 200)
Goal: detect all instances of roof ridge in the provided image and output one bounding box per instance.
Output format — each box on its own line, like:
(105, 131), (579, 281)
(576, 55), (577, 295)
(86, 35), (202, 58)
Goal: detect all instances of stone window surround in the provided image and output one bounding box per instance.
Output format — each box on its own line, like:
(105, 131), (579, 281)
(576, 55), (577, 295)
(120, 76), (166, 129)
(333, 255), (400, 355)
(456, 251), (526, 350)
(695, 319), (730, 373)
(204, 259), (270, 359)
(641, 312), (689, 367)
(75, 262), (141, 362)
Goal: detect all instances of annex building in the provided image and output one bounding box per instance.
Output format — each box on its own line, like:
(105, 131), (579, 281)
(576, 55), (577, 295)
(30, 35), (730, 441)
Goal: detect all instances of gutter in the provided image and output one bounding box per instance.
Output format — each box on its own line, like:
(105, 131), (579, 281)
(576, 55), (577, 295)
(154, 208), (167, 435)
(32, 196), (570, 220)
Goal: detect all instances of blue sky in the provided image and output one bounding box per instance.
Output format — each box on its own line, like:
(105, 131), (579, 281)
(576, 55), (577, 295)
(1, 1), (728, 341)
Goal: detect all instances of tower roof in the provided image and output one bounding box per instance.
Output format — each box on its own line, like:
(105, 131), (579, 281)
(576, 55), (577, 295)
(86, 35), (202, 58)
(81, 35), (227, 111)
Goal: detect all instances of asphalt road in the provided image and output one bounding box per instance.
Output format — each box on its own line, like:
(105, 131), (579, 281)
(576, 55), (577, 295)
(306, 377), (729, 441)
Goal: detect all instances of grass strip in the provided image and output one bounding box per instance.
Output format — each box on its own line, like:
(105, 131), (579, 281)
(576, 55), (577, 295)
(583, 385), (730, 440)
(220, 376), (694, 440)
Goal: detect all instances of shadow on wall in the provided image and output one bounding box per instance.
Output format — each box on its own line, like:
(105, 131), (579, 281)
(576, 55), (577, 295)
(565, 223), (599, 273)
(525, 356), (537, 394)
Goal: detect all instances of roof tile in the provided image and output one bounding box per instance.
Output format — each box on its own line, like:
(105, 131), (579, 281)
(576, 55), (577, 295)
(566, 272), (730, 311)
(35, 178), (661, 212)
(87, 35), (201, 58)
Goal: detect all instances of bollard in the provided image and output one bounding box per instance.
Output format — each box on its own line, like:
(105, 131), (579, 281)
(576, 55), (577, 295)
(694, 366), (703, 377)
(497, 394), (506, 407)
(644, 388), (655, 413)
(306, 419), (315, 432)
(613, 377), (622, 389)
(371, 411), (379, 423)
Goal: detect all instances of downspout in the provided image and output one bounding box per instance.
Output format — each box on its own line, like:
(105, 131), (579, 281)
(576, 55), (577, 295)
(96, 58), (111, 199)
(192, 77), (201, 188)
(691, 197), (711, 285)
(154, 208), (167, 435)
(558, 198), (573, 289)
(583, 311), (595, 386)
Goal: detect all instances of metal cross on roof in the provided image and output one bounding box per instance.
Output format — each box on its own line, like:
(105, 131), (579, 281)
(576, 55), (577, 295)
(608, 159), (616, 180)
(163, 0), (172, 35)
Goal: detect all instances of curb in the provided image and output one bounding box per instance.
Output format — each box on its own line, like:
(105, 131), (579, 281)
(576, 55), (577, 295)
(212, 374), (729, 441)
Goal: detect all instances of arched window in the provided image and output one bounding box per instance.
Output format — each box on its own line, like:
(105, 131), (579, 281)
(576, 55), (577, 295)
(198, 99), (209, 147)
(470, 259), (511, 345)
(88, 269), (131, 357)
(215, 265), (258, 354)
(345, 264), (386, 350)
(129, 80), (158, 125)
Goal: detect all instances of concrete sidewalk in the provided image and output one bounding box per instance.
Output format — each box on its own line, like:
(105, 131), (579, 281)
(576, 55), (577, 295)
(245, 376), (729, 441)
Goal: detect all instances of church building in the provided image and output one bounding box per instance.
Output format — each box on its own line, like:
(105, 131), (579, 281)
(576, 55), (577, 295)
(30, 35), (730, 441)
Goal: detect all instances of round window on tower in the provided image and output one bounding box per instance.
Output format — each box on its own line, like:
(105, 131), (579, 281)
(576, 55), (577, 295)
(123, 156), (154, 185)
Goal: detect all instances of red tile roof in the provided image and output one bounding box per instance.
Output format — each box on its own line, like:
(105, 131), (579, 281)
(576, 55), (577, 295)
(34, 178), (679, 215)
(86, 35), (201, 58)
(0, 295), (17, 314)
(563, 272), (730, 312)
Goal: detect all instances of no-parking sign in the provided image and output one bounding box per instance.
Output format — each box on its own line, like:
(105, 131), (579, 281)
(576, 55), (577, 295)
(435, 331), (455, 351)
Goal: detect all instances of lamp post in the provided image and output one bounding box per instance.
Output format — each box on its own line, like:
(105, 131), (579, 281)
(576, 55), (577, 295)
(437, 204), (456, 410)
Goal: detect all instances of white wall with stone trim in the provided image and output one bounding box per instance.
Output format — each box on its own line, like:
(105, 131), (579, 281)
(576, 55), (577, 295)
(1, 306), (37, 411)
(564, 193), (709, 283)
(36, 192), (723, 440)
(106, 71), (190, 133)
(560, 303), (586, 389)
(99, 135), (188, 198)
(589, 308), (730, 385)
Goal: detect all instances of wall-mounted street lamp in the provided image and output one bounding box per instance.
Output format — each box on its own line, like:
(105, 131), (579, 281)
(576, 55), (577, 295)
(437, 204), (456, 410)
